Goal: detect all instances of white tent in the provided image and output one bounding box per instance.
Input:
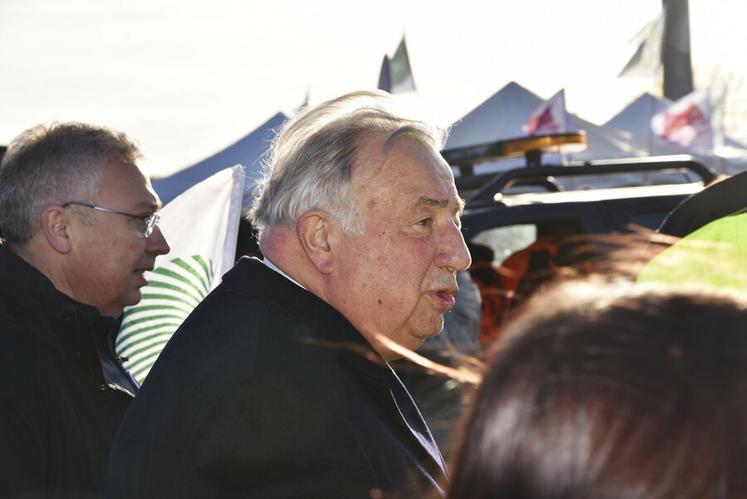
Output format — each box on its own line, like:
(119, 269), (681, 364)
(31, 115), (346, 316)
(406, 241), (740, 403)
(152, 112), (287, 204)
(445, 82), (653, 189)
(605, 92), (747, 175)
(446, 81), (645, 162)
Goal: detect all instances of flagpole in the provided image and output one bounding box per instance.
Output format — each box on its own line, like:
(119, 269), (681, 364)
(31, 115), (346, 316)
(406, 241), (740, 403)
(661, 0), (694, 100)
(719, 86), (728, 173)
(648, 93), (657, 155)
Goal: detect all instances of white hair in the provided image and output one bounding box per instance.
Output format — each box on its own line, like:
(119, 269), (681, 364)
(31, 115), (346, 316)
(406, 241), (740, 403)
(249, 90), (447, 239)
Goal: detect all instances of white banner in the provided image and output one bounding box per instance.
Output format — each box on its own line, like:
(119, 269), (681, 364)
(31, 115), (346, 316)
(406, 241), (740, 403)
(117, 165), (246, 382)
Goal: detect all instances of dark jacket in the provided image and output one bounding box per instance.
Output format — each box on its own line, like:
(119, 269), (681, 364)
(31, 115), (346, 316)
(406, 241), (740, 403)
(106, 257), (446, 498)
(0, 245), (138, 499)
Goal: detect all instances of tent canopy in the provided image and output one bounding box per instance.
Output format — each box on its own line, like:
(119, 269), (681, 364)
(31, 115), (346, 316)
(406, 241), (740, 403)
(152, 112), (287, 205)
(446, 81), (644, 161)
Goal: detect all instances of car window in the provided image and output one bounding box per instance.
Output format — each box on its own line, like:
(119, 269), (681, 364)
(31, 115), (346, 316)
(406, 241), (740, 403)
(470, 224), (537, 266)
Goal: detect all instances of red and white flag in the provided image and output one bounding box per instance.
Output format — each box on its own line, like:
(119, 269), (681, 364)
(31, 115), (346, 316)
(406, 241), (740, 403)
(523, 89), (567, 136)
(651, 88), (713, 152)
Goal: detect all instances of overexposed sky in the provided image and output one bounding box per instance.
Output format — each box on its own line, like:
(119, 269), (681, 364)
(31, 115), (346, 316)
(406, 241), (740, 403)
(1, 0), (745, 177)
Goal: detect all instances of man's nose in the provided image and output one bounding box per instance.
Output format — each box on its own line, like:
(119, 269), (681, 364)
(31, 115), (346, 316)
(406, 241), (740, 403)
(147, 225), (171, 256)
(436, 223), (471, 272)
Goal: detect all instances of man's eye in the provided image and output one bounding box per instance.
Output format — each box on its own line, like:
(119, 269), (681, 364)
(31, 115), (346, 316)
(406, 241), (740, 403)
(416, 218), (433, 227)
(131, 215), (150, 228)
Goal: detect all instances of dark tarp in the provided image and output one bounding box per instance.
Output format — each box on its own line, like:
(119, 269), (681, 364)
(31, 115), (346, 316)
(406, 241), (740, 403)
(152, 112), (287, 205)
(657, 169), (747, 237)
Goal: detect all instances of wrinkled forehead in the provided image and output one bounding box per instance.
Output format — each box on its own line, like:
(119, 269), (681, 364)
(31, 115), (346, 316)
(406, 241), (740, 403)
(352, 133), (463, 211)
(355, 131), (451, 179)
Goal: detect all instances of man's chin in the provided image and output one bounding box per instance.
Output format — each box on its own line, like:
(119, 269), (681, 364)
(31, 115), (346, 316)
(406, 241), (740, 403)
(364, 315), (445, 360)
(123, 289), (143, 308)
(420, 317), (445, 339)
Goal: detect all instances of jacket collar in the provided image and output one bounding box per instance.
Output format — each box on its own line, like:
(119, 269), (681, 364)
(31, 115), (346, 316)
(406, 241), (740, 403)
(223, 257), (446, 476)
(0, 245), (114, 330)
(223, 257), (391, 379)
(0, 245), (136, 395)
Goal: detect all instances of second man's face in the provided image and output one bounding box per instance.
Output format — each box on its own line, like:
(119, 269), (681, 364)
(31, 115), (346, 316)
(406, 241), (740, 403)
(66, 161), (170, 318)
(325, 136), (471, 360)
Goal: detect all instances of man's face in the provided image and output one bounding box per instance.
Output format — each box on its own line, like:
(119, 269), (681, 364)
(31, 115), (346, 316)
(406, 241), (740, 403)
(326, 136), (471, 359)
(66, 161), (170, 317)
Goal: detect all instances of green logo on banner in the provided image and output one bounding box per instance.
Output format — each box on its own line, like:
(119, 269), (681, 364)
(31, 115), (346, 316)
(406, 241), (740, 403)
(117, 255), (214, 382)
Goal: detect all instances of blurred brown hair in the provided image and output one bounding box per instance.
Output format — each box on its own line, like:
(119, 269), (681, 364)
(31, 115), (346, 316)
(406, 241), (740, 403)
(447, 278), (747, 499)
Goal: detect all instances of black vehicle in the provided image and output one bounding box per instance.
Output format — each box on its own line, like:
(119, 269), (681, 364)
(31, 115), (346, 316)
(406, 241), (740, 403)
(446, 132), (715, 273)
(441, 131), (720, 352)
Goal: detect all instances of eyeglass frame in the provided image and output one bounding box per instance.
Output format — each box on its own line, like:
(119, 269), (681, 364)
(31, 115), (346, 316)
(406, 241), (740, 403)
(62, 201), (161, 238)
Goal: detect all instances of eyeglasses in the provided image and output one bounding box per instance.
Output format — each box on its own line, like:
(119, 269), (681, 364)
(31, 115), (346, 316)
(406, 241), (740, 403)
(62, 201), (161, 238)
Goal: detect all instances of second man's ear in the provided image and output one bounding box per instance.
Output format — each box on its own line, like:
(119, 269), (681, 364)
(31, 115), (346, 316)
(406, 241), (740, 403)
(297, 211), (335, 274)
(40, 206), (72, 254)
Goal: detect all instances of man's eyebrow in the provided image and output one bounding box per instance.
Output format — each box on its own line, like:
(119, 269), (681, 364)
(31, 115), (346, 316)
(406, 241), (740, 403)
(414, 196), (465, 214)
(132, 201), (161, 212)
(415, 196), (448, 208)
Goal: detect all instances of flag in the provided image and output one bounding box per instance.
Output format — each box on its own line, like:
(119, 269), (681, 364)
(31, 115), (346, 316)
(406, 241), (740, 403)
(295, 87), (310, 114)
(116, 165), (246, 382)
(377, 55), (392, 93)
(710, 85), (727, 150)
(377, 36), (416, 94)
(651, 88), (714, 152)
(618, 10), (665, 77)
(523, 89), (567, 136)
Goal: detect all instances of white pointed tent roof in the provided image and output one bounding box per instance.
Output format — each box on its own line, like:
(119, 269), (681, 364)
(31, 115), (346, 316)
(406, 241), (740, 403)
(604, 92), (667, 141)
(152, 112), (287, 204)
(446, 81), (644, 161)
(605, 92), (747, 174)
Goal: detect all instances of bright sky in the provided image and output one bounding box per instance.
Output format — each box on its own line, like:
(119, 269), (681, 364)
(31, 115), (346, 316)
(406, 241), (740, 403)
(1, 0), (746, 178)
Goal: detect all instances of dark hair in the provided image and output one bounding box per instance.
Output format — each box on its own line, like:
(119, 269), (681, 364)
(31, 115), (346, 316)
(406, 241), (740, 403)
(447, 279), (747, 499)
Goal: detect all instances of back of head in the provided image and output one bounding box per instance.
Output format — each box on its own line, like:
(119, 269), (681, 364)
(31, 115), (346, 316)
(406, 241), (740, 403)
(0, 122), (141, 249)
(448, 280), (747, 499)
(249, 90), (446, 240)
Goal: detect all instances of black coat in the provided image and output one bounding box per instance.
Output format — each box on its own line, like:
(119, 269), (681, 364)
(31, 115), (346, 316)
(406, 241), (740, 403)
(0, 245), (138, 499)
(106, 257), (446, 498)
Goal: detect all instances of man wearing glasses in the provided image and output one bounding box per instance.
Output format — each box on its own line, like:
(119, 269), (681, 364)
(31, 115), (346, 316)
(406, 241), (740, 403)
(0, 122), (170, 498)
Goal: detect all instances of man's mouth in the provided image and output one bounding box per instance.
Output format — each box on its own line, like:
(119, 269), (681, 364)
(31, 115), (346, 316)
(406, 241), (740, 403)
(430, 289), (457, 311)
(134, 266), (154, 284)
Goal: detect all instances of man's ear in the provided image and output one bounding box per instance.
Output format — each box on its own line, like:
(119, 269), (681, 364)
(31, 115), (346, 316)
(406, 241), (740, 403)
(297, 211), (335, 274)
(40, 206), (72, 254)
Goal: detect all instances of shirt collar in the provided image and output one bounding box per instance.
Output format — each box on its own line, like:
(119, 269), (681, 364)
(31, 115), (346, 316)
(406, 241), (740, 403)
(261, 257), (307, 290)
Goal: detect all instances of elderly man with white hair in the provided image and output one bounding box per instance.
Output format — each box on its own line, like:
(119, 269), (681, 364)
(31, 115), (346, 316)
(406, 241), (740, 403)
(106, 90), (471, 498)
